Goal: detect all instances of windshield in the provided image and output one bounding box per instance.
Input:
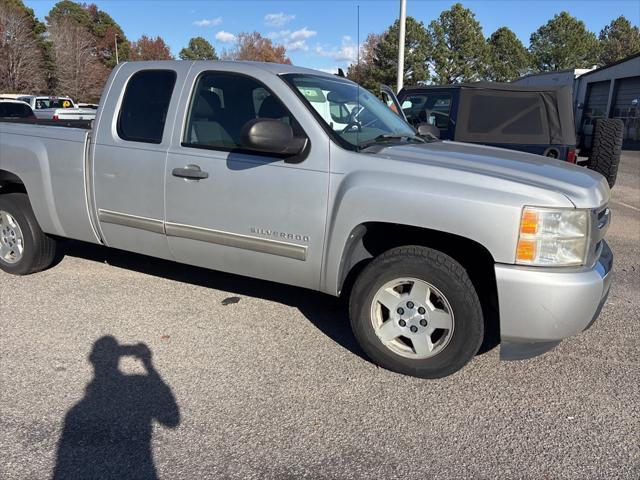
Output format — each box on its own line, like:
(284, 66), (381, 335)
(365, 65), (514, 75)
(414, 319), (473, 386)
(282, 74), (416, 150)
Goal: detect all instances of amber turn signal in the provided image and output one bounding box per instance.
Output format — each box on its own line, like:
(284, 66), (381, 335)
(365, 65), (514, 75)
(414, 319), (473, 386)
(516, 239), (537, 262)
(520, 209), (538, 235)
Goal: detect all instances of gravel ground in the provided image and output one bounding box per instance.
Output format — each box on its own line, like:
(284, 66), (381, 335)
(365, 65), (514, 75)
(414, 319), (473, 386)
(1, 152), (639, 479)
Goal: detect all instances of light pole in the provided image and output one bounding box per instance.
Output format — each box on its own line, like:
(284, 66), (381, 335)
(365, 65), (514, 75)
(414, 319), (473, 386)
(396, 0), (406, 92)
(114, 33), (119, 64)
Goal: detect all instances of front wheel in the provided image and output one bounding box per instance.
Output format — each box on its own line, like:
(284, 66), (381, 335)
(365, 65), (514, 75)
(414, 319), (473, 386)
(0, 193), (57, 275)
(349, 246), (483, 378)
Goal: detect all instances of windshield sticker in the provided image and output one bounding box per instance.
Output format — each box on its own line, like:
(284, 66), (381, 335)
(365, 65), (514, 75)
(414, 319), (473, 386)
(297, 87), (326, 103)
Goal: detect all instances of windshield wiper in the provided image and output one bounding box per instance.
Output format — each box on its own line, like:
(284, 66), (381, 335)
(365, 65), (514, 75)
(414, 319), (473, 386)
(358, 134), (427, 150)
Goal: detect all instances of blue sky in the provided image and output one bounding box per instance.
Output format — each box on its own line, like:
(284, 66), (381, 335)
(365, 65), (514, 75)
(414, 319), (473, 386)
(26, 0), (640, 71)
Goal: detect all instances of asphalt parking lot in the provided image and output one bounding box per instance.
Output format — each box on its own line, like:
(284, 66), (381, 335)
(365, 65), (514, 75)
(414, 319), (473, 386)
(1, 152), (639, 480)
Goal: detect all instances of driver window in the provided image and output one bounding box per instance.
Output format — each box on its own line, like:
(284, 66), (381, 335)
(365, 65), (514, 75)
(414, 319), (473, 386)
(183, 72), (300, 151)
(403, 95), (426, 125)
(403, 93), (451, 131)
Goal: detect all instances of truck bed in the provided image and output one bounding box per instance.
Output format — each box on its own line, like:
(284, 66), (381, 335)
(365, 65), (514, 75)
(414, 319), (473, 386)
(0, 120), (98, 244)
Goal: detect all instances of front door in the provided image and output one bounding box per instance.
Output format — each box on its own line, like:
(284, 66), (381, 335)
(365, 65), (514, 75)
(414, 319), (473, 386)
(380, 84), (408, 123)
(164, 67), (329, 289)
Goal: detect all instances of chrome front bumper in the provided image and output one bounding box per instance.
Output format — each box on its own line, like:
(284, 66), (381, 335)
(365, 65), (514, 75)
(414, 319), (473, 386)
(496, 240), (613, 360)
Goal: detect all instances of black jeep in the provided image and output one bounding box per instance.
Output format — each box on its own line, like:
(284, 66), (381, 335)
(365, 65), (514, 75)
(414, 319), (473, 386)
(393, 83), (578, 162)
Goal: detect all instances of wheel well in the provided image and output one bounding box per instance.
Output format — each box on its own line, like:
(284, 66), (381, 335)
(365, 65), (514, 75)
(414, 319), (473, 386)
(0, 170), (27, 195)
(339, 222), (500, 349)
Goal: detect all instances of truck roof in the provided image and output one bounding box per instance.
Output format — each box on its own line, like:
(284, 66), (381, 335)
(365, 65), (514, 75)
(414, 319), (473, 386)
(0, 98), (30, 104)
(122, 60), (339, 78)
(19, 95), (74, 100)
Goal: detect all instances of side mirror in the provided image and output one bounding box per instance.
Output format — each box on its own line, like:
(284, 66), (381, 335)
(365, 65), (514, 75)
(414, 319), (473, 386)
(240, 118), (307, 157)
(417, 123), (440, 139)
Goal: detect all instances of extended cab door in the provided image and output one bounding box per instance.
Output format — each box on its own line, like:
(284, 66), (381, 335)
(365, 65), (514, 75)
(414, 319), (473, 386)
(163, 65), (330, 290)
(91, 62), (191, 259)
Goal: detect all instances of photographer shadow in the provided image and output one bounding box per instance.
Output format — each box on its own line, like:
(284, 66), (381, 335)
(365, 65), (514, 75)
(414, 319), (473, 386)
(52, 336), (180, 480)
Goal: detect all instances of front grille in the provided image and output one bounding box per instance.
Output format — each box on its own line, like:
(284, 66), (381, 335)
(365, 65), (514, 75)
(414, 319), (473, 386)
(597, 208), (610, 229)
(587, 205), (610, 267)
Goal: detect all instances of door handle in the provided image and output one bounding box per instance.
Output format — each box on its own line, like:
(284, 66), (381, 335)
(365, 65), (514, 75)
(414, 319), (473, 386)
(172, 164), (209, 180)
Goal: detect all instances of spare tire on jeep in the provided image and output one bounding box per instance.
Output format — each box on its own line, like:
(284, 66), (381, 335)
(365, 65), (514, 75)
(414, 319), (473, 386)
(587, 118), (624, 188)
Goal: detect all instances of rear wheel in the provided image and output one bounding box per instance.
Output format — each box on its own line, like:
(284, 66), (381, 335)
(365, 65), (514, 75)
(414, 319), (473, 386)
(587, 118), (623, 188)
(0, 193), (57, 275)
(349, 245), (483, 378)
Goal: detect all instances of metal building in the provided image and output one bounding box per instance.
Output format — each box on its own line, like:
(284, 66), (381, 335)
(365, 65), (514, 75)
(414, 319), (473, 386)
(576, 54), (640, 150)
(514, 68), (594, 95)
(514, 53), (640, 150)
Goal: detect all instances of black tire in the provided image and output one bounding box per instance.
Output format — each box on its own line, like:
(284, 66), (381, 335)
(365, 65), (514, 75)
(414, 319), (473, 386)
(349, 245), (483, 379)
(0, 193), (57, 275)
(587, 118), (624, 188)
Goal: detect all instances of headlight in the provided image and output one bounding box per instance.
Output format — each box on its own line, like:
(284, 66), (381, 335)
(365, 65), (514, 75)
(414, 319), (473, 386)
(516, 206), (589, 266)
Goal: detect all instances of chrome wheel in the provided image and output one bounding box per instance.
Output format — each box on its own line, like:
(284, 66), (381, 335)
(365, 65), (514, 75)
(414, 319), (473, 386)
(370, 277), (454, 359)
(0, 210), (25, 264)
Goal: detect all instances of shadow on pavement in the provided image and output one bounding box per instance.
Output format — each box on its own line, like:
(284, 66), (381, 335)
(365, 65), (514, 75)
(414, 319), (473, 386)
(52, 336), (180, 480)
(57, 240), (368, 361)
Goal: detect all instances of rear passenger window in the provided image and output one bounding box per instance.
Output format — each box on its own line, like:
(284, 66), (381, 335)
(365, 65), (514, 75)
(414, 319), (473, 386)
(117, 70), (176, 144)
(467, 95), (543, 135)
(183, 72), (301, 151)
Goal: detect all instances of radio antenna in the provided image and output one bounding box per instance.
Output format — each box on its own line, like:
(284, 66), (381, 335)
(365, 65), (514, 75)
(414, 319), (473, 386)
(356, 4), (360, 147)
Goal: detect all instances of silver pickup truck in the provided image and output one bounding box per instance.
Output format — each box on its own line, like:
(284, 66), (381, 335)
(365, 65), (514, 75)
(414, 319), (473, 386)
(0, 61), (613, 378)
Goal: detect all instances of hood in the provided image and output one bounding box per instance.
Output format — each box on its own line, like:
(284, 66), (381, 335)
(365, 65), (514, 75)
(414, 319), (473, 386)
(372, 141), (609, 208)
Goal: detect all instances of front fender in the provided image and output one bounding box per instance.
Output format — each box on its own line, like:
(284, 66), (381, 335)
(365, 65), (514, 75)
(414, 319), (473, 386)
(320, 159), (573, 296)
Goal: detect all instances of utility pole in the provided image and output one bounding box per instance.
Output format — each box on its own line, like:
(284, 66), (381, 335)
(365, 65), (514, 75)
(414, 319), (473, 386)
(115, 33), (119, 64)
(396, 0), (406, 92)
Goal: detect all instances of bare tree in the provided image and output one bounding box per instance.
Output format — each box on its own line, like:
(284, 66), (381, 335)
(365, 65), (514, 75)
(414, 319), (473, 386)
(48, 16), (107, 102)
(0, 2), (46, 93)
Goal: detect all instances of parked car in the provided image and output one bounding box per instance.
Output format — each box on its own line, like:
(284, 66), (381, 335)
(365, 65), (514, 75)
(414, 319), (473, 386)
(17, 95), (96, 121)
(392, 83), (578, 163)
(0, 98), (36, 120)
(0, 61), (612, 378)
